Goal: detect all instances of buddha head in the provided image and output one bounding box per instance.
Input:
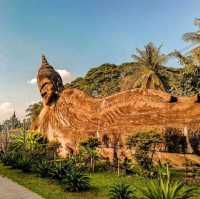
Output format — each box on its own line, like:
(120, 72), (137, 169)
(37, 55), (64, 106)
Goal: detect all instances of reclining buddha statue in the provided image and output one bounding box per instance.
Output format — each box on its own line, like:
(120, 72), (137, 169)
(34, 55), (200, 157)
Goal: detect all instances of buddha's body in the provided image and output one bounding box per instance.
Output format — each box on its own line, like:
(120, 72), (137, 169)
(35, 56), (200, 157)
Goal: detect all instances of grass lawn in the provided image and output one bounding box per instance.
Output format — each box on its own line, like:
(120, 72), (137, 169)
(0, 163), (199, 199)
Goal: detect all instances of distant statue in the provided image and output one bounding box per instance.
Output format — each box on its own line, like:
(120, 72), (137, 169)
(35, 55), (200, 157)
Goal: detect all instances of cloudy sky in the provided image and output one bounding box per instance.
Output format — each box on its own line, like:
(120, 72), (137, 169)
(0, 0), (200, 122)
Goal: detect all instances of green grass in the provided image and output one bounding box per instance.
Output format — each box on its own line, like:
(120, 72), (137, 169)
(0, 164), (199, 199)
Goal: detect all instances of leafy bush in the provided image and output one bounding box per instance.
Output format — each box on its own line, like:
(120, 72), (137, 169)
(80, 137), (100, 149)
(0, 152), (20, 168)
(138, 166), (197, 199)
(80, 137), (100, 172)
(62, 168), (90, 192)
(109, 183), (135, 199)
(9, 131), (47, 152)
(164, 128), (187, 153)
(49, 160), (73, 180)
(94, 159), (113, 172)
(127, 131), (161, 175)
(36, 160), (52, 178)
(189, 130), (200, 155)
(16, 155), (33, 172)
(122, 158), (135, 175)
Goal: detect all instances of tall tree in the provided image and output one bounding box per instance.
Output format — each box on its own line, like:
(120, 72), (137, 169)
(131, 42), (168, 91)
(132, 42), (168, 72)
(183, 18), (200, 44)
(26, 101), (43, 122)
(169, 17), (200, 96)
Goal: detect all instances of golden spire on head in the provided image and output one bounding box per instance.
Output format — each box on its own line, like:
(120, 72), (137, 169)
(37, 55), (64, 105)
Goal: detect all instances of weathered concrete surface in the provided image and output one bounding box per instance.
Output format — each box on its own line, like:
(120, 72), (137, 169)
(0, 176), (43, 199)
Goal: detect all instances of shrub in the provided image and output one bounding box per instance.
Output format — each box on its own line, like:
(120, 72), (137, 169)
(109, 183), (135, 199)
(80, 137), (100, 149)
(127, 131), (161, 175)
(80, 137), (100, 172)
(189, 130), (200, 155)
(94, 159), (112, 172)
(16, 155), (33, 172)
(9, 131), (47, 152)
(62, 168), (90, 192)
(122, 158), (135, 175)
(138, 166), (197, 199)
(164, 127), (187, 153)
(49, 160), (73, 180)
(0, 152), (20, 168)
(36, 160), (52, 178)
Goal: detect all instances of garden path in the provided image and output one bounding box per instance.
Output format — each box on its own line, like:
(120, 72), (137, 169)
(0, 175), (43, 199)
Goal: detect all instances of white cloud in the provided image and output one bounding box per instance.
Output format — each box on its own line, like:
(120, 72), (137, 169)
(0, 102), (14, 122)
(28, 78), (37, 84)
(28, 69), (74, 85)
(56, 69), (74, 84)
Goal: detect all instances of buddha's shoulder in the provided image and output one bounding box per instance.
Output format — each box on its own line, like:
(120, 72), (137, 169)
(58, 88), (100, 104)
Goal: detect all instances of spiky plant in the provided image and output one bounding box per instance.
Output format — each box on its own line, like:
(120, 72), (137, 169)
(62, 168), (90, 192)
(17, 155), (33, 172)
(36, 160), (52, 178)
(109, 183), (135, 199)
(139, 166), (197, 199)
(49, 160), (72, 180)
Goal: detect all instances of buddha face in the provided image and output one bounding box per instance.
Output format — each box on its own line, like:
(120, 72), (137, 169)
(39, 77), (57, 105)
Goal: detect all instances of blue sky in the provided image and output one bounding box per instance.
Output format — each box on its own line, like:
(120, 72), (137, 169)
(0, 0), (199, 121)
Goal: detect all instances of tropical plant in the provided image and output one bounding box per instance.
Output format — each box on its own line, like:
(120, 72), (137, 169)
(189, 130), (200, 155)
(80, 137), (100, 172)
(109, 183), (135, 199)
(16, 155), (33, 172)
(164, 127), (187, 153)
(127, 131), (161, 175)
(49, 160), (73, 180)
(138, 166), (197, 199)
(169, 18), (200, 96)
(0, 151), (19, 167)
(62, 168), (90, 192)
(131, 42), (168, 91)
(36, 160), (52, 178)
(132, 42), (168, 72)
(9, 131), (46, 152)
(183, 18), (200, 44)
(122, 158), (134, 175)
(81, 137), (100, 149)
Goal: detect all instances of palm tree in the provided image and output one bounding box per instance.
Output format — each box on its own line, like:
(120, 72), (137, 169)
(183, 18), (200, 44)
(131, 42), (168, 91)
(132, 42), (168, 72)
(133, 67), (165, 91)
